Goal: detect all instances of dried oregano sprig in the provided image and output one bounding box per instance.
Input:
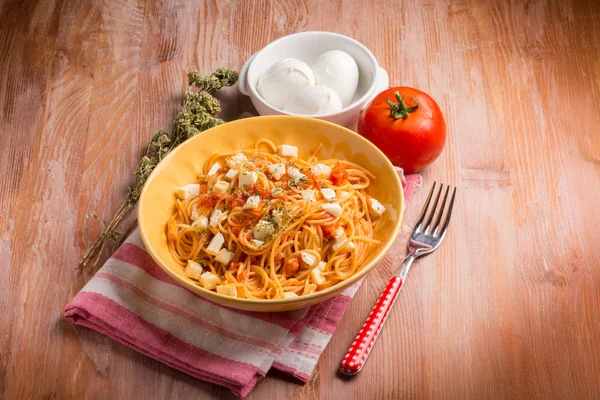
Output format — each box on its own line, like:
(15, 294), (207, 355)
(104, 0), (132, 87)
(79, 68), (239, 269)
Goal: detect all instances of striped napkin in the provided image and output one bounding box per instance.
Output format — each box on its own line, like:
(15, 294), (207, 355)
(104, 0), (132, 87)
(65, 171), (421, 398)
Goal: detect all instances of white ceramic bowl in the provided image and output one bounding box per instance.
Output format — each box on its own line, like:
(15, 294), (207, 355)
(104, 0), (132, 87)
(238, 31), (389, 128)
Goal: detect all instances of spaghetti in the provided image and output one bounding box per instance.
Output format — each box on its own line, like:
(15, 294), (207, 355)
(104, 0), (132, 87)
(166, 139), (387, 300)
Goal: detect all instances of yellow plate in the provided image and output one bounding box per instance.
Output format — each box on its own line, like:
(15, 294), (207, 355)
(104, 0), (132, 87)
(138, 115), (404, 312)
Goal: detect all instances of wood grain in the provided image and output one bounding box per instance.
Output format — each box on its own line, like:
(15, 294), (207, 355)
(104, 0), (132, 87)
(1, 0), (600, 398)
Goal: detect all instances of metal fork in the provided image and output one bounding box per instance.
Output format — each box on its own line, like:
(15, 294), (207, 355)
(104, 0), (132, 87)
(340, 182), (456, 375)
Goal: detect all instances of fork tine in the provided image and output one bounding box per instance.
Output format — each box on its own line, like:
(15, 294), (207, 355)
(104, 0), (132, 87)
(432, 185), (450, 234)
(423, 183), (444, 233)
(414, 182), (436, 231)
(438, 187), (456, 237)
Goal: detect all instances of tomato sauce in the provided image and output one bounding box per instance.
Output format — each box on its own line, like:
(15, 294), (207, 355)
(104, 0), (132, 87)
(246, 184), (271, 198)
(198, 192), (222, 208)
(284, 257), (300, 276)
(322, 223), (340, 238)
(303, 169), (321, 189)
(245, 207), (264, 218)
(330, 162), (348, 185)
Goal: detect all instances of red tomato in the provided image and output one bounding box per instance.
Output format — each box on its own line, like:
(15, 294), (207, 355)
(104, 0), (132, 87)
(357, 87), (446, 173)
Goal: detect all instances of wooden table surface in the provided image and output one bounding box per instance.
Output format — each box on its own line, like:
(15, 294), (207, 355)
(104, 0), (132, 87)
(2, 0), (600, 398)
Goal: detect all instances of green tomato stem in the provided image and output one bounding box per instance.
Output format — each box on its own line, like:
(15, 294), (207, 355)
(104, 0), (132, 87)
(386, 91), (419, 119)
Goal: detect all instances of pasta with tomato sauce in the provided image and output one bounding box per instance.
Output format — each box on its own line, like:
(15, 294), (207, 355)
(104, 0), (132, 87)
(167, 139), (387, 299)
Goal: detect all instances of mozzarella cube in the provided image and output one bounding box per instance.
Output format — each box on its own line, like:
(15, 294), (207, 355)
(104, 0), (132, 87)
(291, 174), (306, 185)
(316, 261), (326, 271)
(332, 227), (345, 242)
(191, 203), (200, 220)
(205, 232), (224, 256)
(268, 163), (286, 180)
(300, 250), (317, 267)
(243, 195), (260, 210)
(251, 239), (264, 247)
(320, 188), (336, 202)
(206, 162), (222, 178)
(271, 209), (283, 225)
(332, 228), (354, 252)
(226, 153), (248, 169)
(224, 169), (238, 181)
(215, 248), (234, 265)
(176, 184), (200, 199)
(322, 203), (343, 217)
(271, 187), (284, 197)
(253, 220), (274, 241)
(287, 166), (298, 176)
(310, 268), (326, 286)
(192, 215), (209, 231)
(209, 209), (222, 228)
(333, 240), (355, 252)
(287, 167), (306, 185)
(369, 198), (386, 217)
(199, 271), (220, 289)
(301, 189), (315, 202)
(238, 170), (258, 186)
(334, 227), (346, 242)
(184, 260), (204, 280)
(284, 291), (299, 299)
(344, 241), (356, 252)
(216, 285), (237, 297)
(214, 180), (229, 193)
(332, 239), (344, 251)
(338, 191), (350, 200)
(278, 144), (298, 158)
(310, 163), (331, 175)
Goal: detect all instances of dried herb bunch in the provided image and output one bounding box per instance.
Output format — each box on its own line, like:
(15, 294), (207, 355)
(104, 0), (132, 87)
(79, 68), (239, 269)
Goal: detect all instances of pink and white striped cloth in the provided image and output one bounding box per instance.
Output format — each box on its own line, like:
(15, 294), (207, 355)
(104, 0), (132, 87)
(65, 172), (421, 398)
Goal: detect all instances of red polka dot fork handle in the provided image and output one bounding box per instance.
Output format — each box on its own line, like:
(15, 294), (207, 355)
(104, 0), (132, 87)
(340, 274), (404, 375)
